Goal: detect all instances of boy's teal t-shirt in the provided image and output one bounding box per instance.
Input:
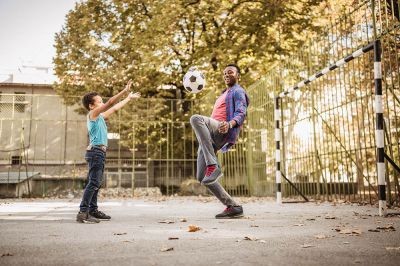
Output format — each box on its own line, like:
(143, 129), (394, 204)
(87, 113), (108, 146)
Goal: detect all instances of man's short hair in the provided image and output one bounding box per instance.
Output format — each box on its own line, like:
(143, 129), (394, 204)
(226, 64), (240, 75)
(82, 92), (98, 111)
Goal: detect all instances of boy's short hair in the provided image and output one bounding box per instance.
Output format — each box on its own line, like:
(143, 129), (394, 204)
(226, 63), (240, 75)
(82, 92), (98, 111)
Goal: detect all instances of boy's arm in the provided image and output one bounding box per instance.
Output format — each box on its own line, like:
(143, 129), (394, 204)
(91, 80), (132, 120)
(102, 92), (141, 119)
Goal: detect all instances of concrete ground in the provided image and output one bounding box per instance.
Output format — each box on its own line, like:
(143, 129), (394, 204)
(0, 196), (399, 266)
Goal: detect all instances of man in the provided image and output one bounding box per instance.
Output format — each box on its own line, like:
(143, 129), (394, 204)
(190, 64), (250, 219)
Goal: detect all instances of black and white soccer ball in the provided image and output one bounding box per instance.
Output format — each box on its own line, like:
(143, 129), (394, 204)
(183, 67), (206, 94)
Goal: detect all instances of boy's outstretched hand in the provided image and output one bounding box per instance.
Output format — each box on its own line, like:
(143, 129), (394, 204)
(124, 80), (133, 93)
(128, 92), (141, 99)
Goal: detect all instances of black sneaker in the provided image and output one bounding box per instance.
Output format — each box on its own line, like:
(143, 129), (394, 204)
(215, 205), (244, 219)
(89, 210), (111, 220)
(76, 211), (100, 223)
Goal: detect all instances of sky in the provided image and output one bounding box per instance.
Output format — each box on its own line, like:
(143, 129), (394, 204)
(0, 0), (78, 72)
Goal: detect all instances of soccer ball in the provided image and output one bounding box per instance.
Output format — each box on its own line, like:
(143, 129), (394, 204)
(183, 67), (206, 94)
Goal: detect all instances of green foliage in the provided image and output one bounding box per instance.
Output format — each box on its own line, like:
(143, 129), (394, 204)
(54, 0), (328, 103)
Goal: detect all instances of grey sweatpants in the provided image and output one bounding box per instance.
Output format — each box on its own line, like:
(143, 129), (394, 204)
(190, 114), (237, 207)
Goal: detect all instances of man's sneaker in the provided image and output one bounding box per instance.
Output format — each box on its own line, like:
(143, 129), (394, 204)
(76, 211), (100, 223)
(201, 165), (223, 185)
(215, 205), (244, 219)
(89, 210), (111, 220)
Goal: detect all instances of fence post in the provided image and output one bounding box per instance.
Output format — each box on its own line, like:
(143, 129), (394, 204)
(275, 96), (282, 204)
(374, 39), (386, 216)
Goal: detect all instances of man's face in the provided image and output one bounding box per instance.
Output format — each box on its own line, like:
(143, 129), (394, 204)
(89, 95), (104, 110)
(223, 66), (239, 87)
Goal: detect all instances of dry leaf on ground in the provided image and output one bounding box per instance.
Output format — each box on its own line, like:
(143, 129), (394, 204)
(325, 215), (337, 219)
(314, 234), (327, 239)
(376, 225), (396, 232)
(385, 247), (400, 251)
(160, 247), (174, 252)
(188, 225), (201, 232)
(337, 229), (362, 235)
(243, 236), (258, 241)
(158, 220), (175, 224)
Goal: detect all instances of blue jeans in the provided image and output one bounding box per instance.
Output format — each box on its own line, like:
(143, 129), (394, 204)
(79, 148), (105, 212)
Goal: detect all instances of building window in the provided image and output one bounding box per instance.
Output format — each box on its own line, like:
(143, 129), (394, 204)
(11, 156), (22, 165)
(15, 92), (26, 113)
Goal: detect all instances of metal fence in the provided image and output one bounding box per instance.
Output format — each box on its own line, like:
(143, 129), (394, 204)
(0, 94), (203, 196)
(1, 0), (399, 204)
(265, 0), (399, 205)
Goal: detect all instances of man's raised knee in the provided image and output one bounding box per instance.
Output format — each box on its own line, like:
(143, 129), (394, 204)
(190, 114), (201, 126)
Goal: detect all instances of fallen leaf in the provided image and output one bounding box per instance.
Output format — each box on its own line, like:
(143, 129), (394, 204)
(243, 236), (257, 241)
(159, 220), (175, 224)
(113, 232), (127, 235)
(160, 247), (174, 252)
(376, 225), (395, 232)
(314, 234), (327, 239)
(385, 247), (400, 251)
(301, 244), (315, 248)
(338, 229), (362, 235)
(168, 237), (179, 240)
(188, 225), (201, 232)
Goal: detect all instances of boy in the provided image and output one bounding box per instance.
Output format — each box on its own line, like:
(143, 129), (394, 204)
(77, 80), (140, 223)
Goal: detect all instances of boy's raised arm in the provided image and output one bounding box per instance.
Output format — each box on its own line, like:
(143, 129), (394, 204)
(91, 80), (133, 119)
(103, 91), (141, 119)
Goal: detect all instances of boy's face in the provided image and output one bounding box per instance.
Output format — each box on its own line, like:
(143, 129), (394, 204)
(89, 95), (104, 110)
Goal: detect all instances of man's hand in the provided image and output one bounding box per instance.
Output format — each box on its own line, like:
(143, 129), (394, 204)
(218, 121), (230, 134)
(128, 92), (141, 99)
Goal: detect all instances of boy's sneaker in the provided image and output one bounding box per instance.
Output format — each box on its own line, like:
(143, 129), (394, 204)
(215, 205), (244, 219)
(89, 210), (111, 220)
(76, 211), (100, 223)
(201, 165), (223, 185)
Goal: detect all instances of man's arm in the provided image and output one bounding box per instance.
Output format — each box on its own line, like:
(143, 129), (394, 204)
(102, 92), (141, 119)
(218, 88), (248, 134)
(91, 80), (133, 120)
(230, 88), (248, 126)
